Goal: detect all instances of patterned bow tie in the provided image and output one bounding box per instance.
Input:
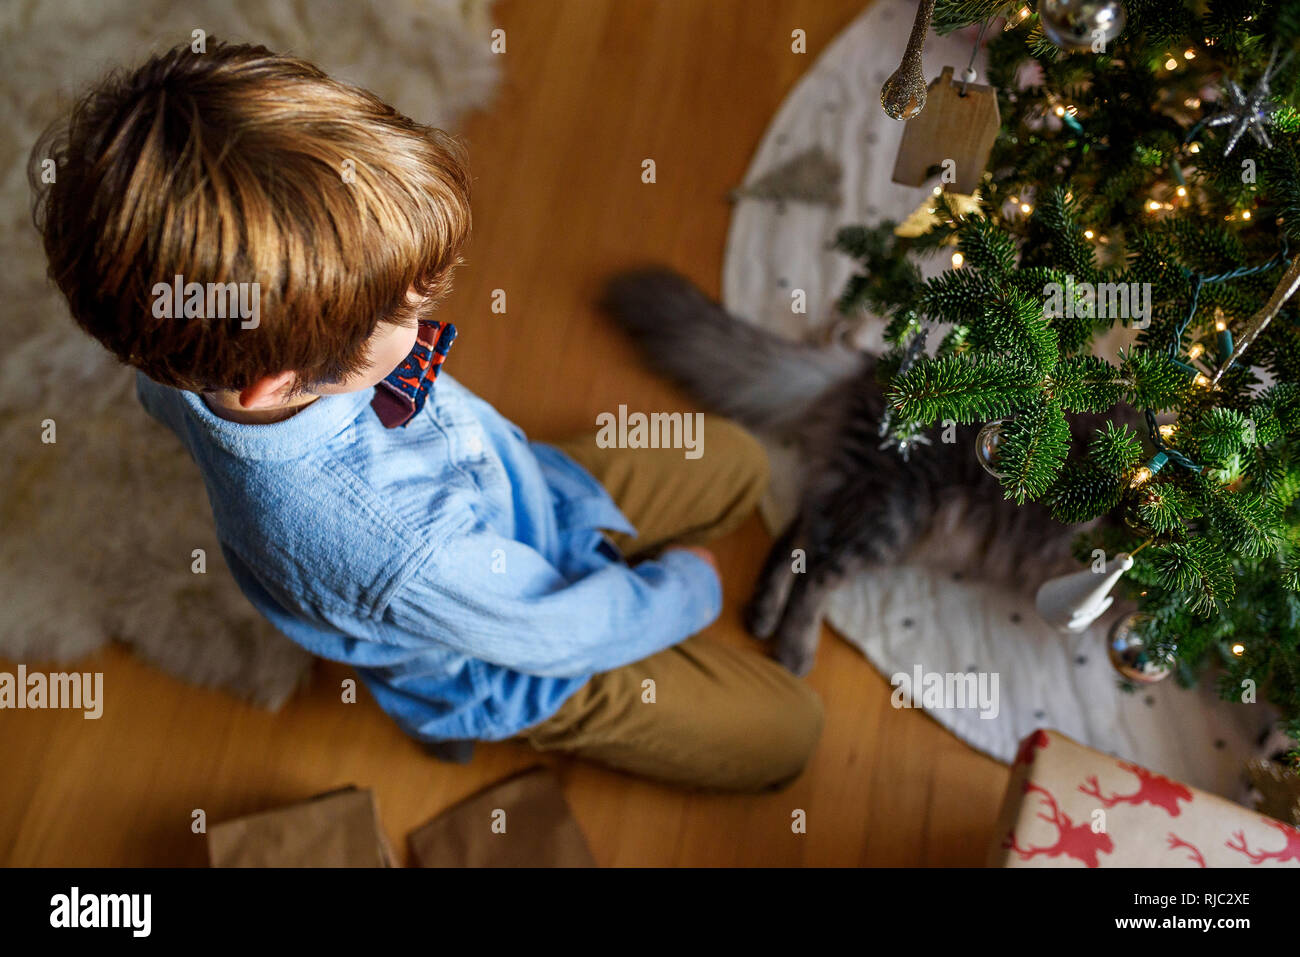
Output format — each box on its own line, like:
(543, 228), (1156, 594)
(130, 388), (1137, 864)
(371, 319), (458, 428)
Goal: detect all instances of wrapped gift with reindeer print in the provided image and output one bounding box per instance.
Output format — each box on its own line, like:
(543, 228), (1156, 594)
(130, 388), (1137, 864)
(988, 730), (1300, 868)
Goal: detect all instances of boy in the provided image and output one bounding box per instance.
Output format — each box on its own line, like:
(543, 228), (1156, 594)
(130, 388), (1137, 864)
(31, 41), (822, 791)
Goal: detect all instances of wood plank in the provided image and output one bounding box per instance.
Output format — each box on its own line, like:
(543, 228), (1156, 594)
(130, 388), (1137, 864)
(0, 0), (1009, 867)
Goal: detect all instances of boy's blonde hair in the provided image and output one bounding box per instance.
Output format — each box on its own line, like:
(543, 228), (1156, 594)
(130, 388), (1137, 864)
(31, 41), (471, 392)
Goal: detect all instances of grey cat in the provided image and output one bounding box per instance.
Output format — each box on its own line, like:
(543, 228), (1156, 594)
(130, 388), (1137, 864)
(603, 268), (1113, 676)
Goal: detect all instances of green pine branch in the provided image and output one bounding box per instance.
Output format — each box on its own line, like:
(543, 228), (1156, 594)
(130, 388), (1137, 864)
(834, 0), (1300, 737)
(1151, 538), (1237, 615)
(995, 398), (1071, 504)
(888, 355), (1038, 423)
(1046, 355), (1123, 411)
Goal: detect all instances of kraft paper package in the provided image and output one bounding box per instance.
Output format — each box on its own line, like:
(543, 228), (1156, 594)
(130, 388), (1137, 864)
(407, 766), (595, 867)
(208, 786), (394, 868)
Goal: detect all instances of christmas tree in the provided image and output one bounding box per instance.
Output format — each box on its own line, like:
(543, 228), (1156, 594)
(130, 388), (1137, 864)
(837, 0), (1300, 748)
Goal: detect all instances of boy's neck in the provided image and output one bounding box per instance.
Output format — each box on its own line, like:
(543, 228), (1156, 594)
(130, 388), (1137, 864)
(201, 390), (320, 425)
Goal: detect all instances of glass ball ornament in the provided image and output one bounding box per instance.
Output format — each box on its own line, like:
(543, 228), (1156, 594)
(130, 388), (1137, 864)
(1122, 489), (1157, 534)
(1107, 614), (1174, 684)
(975, 419), (1009, 478)
(1039, 0), (1126, 52)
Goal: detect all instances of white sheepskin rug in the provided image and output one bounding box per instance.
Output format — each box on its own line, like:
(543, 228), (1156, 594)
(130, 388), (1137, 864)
(0, 0), (500, 708)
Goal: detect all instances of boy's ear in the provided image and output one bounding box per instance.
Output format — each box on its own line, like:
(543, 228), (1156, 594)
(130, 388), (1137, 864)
(238, 371), (300, 409)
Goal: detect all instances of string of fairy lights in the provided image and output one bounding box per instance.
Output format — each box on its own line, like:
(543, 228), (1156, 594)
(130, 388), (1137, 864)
(881, 10), (1291, 502)
(874, 6), (1284, 668)
(1136, 243), (1289, 487)
(1125, 83), (1288, 488)
(998, 24), (1280, 490)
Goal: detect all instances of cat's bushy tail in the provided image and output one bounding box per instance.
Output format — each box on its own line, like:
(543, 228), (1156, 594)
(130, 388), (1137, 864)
(601, 268), (866, 432)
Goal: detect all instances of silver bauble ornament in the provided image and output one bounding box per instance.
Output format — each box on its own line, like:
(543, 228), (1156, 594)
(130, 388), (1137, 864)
(1039, 0), (1126, 53)
(1107, 614), (1174, 684)
(975, 419), (1009, 478)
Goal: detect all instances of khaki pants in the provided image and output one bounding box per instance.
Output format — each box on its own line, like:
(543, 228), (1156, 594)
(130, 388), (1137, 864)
(516, 416), (824, 792)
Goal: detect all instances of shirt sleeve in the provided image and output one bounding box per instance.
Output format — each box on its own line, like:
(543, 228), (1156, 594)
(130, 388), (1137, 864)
(382, 529), (722, 677)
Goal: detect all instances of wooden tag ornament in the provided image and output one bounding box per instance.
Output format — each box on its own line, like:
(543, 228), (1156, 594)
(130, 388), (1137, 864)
(891, 67), (1000, 195)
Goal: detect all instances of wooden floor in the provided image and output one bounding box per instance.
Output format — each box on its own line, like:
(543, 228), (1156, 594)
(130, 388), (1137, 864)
(0, 0), (1010, 867)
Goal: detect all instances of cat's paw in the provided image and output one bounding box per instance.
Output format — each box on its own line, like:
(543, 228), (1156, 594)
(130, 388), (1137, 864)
(772, 635), (816, 677)
(744, 592), (783, 640)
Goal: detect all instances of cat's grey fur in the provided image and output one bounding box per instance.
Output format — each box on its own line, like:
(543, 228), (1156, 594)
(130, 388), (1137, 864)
(603, 268), (1115, 676)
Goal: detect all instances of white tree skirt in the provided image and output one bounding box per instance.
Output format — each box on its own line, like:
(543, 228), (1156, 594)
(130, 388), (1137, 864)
(721, 0), (1273, 796)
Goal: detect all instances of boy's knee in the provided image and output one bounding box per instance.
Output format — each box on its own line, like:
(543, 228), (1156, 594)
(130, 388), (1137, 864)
(704, 416), (769, 483)
(701, 415), (770, 517)
(752, 680), (824, 792)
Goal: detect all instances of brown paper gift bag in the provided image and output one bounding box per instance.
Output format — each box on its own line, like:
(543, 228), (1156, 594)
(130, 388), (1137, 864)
(208, 786), (394, 868)
(408, 766), (595, 867)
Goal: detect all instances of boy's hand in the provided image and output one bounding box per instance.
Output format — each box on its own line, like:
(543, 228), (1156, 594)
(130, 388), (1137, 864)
(670, 545), (718, 575)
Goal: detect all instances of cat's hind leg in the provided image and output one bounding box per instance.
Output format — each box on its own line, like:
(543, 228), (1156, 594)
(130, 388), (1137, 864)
(768, 561), (850, 677)
(770, 487), (922, 676)
(744, 515), (803, 639)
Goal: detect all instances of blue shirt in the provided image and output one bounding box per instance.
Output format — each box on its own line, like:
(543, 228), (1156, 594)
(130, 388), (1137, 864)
(136, 372), (722, 741)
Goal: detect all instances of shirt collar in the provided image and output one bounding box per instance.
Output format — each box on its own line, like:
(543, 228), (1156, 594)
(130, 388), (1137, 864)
(177, 387), (374, 461)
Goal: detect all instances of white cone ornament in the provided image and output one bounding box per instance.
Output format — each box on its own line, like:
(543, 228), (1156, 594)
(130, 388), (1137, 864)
(1034, 552), (1134, 633)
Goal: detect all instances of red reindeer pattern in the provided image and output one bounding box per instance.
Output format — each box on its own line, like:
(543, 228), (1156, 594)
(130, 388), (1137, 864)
(1226, 820), (1300, 865)
(1004, 783), (1115, 868)
(1014, 730), (1051, 767)
(1079, 761), (1194, 817)
(1166, 833), (1206, 867)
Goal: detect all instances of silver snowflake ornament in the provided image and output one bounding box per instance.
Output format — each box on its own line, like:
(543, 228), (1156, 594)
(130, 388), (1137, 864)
(1205, 49), (1283, 156)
